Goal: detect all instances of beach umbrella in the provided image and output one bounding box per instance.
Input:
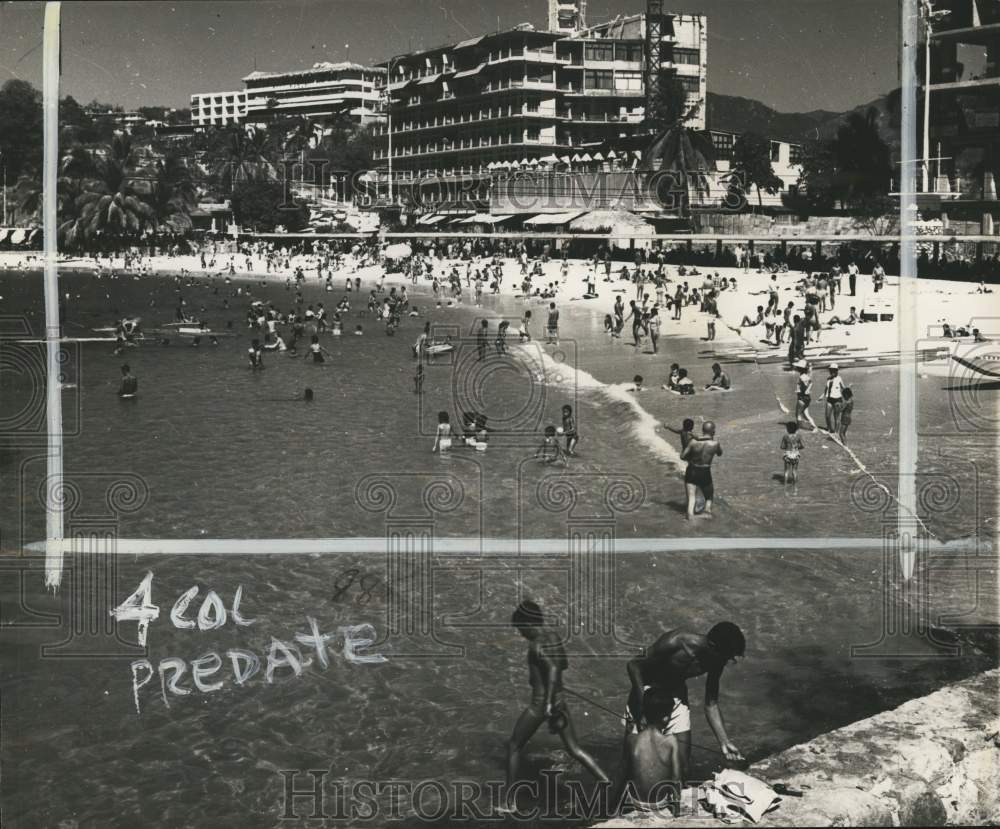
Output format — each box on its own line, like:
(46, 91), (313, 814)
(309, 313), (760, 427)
(540, 154), (559, 164)
(520, 158), (530, 167)
(559, 155), (571, 164)
(580, 153), (593, 162)
(606, 149), (618, 159)
(592, 152), (605, 161)
(487, 161), (496, 169)
(571, 153), (582, 162)
(529, 157), (540, 166)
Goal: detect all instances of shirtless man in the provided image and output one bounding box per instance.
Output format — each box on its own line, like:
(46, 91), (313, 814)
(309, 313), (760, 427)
(624, 623), (746, 808)
(620, 688), (686, 816)
(680, 421), (722, 519)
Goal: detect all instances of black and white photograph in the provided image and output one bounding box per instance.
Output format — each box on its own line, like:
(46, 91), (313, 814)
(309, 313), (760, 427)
(0, 0), (997, 826)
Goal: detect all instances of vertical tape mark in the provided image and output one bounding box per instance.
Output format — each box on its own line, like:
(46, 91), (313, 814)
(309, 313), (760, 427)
(43, 2), (64, 590)
(899, 0), (919, 579)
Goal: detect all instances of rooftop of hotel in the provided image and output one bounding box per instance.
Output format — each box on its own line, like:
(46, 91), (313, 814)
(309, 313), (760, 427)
(242, 61), (386, 82)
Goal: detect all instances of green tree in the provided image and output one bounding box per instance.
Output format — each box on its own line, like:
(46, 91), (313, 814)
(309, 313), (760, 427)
(58, 136), (157, 248)
(833, 108), (892, 205)
(0, 79), (43, 180)
(730, 132), (783, 208)
(230, 179), (308, 232)
(209, 127), (277, 192)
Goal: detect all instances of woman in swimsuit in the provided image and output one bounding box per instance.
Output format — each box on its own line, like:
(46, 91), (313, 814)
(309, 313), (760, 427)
(432, 411), (454, 453)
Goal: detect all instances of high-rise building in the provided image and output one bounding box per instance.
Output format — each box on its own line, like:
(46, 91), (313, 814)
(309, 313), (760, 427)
(924, 0), (999, 214)
(372, 11), (707, 198)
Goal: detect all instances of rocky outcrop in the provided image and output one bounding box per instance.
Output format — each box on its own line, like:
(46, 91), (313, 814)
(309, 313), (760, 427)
(593, 669), (999, 827)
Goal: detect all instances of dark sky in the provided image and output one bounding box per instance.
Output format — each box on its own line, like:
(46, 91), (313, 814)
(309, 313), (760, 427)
(2, 0), (900, 113)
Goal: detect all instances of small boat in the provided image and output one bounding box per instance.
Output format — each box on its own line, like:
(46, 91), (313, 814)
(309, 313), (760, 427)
(950, 339), (1000, 379)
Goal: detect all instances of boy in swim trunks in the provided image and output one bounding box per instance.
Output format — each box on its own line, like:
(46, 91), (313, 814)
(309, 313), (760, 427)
(506, 600), (609, 811)
(624, 622), (745, 801)
(838, 387), (854, 444)
(665, 418), (695, 452)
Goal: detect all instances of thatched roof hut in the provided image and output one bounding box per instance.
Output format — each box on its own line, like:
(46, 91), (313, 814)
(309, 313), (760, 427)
(569, 210), (654, 236)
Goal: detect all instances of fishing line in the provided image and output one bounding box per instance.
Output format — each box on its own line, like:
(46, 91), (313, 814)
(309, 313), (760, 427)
(561, 686), (738, 761)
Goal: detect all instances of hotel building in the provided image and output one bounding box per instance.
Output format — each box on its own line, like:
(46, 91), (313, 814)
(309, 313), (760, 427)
(371, 8), (707, 195)
(190, 91), (248, 127)
(191, 62), (385, 129)
(924, 0), (999, 216)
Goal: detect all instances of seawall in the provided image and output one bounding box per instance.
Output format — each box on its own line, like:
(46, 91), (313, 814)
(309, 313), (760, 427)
(594, 668), (999, 827)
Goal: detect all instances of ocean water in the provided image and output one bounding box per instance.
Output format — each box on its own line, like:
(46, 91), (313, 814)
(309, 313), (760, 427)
(2, 267), (991, 544)
(0, 267), (995, 827)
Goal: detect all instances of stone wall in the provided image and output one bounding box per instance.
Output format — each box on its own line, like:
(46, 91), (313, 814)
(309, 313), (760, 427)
(593, 669), (999, 827)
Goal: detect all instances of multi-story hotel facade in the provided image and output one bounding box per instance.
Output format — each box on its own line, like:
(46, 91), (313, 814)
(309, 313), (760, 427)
(190, 62), (385, 129)
(371, 10), (707, 195)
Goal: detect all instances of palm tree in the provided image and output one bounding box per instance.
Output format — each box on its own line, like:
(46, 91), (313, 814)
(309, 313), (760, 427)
(150, 152), (198, 233)
(639, 74), (716, 212)
(209, 127), (277, 192)
(58, 135), (157, 249)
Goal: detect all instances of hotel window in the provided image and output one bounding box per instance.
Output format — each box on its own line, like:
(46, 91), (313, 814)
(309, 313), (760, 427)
(615, 44), (643, 63)
(584, 70), (613, 90)
(770, 142), (781, 162)
(526, 128), (541, 142)
(678, 77), (700, 95)
(615, 71), (642, 92)
(672, 48), (701, 65)
(789, 144), (804, 164)
(712, 133), (734, 157)
(585, 43), (614, 62)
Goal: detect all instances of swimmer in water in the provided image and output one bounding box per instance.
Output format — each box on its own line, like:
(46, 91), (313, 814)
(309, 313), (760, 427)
(303, 387), (314, 402)
(630, 374), (644, 393)
(118, 363), (138, 398)
(665, 417), (696, 452)
(503, 600), (609, 813)
(306, 335), (332, 364)
(432, 411), (455, 453)
(534, 425), (567, 464)
(680, 421), (722, 520)
(247, 339), (264, 370)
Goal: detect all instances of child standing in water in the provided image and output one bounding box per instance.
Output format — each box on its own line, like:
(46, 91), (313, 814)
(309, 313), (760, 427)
(561, 404), (579, 455)
(780, 421), (804, 485)
(432, 411), (454, 453)
(665, 417), (696, 451)
(413, 363), (424, 395)
(519, 310), (532, 343)
(504, 600), (609, 813)
(535, 425), (567, 464)
(838, 388), (854, 444)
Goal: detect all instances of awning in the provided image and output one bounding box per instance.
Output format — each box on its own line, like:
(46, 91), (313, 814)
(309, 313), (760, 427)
(455, 35), (486, 49)
(10, 229), (26, 245)
(416, 214), (448, 225)
(523, 211), (585, 226)
(0, 229), (10, 244)
(453, 62), (487, 79)
(417, 74), (442, 85)
(461, 213), (513, 225)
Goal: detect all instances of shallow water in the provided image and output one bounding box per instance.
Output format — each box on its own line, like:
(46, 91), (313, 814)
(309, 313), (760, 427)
(0, 549), (993, 827)
(2, 267), (991, 544)
(0, 266), (995, 827)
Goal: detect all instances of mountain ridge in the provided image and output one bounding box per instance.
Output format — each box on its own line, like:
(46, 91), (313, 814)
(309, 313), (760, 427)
(706, 91), (898, 148)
